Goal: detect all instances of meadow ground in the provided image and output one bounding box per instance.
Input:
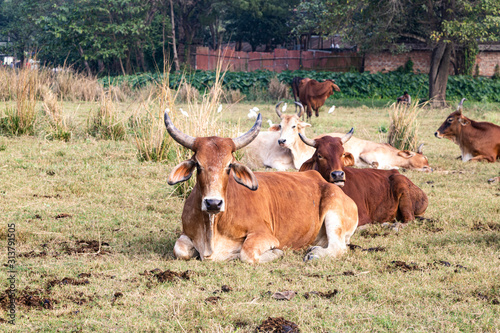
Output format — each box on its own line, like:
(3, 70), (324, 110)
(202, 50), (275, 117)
(0, 98), (499, 332)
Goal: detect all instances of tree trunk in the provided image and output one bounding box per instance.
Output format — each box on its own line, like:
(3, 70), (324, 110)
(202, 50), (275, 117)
(169, 0), (180, 71)
(78, 45), (92, 76)
(136, 41), (146, 72)
(428, 41), (452, 108)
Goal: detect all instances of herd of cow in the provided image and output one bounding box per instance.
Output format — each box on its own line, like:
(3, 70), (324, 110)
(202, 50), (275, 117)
(164, 79), (500, 264)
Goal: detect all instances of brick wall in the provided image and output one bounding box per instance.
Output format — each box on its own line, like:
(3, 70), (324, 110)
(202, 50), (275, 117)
(364, 50), (500, 76)
(364, 51), (432, 74)
(194, 47), (362, 72)
(476, 52), (500, 77)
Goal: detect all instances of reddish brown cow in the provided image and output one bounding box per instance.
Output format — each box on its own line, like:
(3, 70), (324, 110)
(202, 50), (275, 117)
(435, 98), (500, 162)
(299, 130), (428, 226)
(165, 112), (358, 263)
(298, 79), (340, 118)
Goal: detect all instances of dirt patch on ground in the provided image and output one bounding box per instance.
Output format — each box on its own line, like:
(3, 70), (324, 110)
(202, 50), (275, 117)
(19, 250), (48, 258)
(33, 194), (61, 199)
(349, 244), (386, 252)
(62, 240), (110, 255)
(358, 228), (391, 238)
(139, 268), (192, 283)
(205, 296), (221, 304)
(0, 288), (58, 310)
(46, 277), (90, 290)
(256, 317), (300, 332)
(471, 222), (500, 231)
(386, 260), (421, 272)
(303, 290), (338, 299)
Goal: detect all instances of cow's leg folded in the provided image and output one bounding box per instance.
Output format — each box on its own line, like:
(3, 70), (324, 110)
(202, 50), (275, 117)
(469, 155), (495, 162)
(173, 234), (199, 260)
(240, 232), (280, 264)
(304, 211), (352, 261)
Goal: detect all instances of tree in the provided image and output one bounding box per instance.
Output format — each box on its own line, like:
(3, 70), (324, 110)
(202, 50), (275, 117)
(39, 0), (165, 75)
(0, 0), (49, 67)
(224, 0), (299, 51)
(294, 0), (500, 107)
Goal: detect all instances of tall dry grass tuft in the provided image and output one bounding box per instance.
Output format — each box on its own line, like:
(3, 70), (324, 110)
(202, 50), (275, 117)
(132, 63), (240, 197)
(87, 91), (127, 140)
(176, 82), (199, 103)
(268, 76), (290, 100)
(41, 88), (72, 141)
(51, 69), (102, 102)
(0, 68), (38, 136)
(388, 99), (427, 151)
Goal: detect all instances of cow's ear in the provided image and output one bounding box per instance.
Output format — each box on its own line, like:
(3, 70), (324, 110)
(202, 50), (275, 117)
(268, 124), (281, 132)
(231, 162), (258, 191)
(168, 160), (196, 185)
(299, 158), (317, 171)
(397, 150), (415, 159)
(299, 122), (311, 129)
(343, 152), (355, 166)
(458, 117), (469, 126)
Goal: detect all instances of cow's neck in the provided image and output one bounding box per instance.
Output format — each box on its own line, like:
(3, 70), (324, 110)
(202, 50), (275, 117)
(290, 139), (315, 169)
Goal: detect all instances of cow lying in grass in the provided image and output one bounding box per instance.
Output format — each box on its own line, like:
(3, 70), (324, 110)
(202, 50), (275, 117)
(165, 111), (358, 263)
(325, 133), (433, 172)
(245, 102), (433, 172)
(435, 98), (500, 162)
(299, 130), (428, 226)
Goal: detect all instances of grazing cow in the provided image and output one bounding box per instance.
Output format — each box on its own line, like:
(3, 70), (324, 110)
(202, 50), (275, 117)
(435, 98), (500, 162)
(397, 91), (411, 105)
(324, 133), (433, 172)
(299, 131), (429, 226)
(298, 79), (341, 118)
(165, 112), (358, 263)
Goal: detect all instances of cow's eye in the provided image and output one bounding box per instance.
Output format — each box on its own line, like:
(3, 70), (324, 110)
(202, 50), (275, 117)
(278, 125), (281, 130)
(447, 118), (453, 123)
(317, 154), (323, 159)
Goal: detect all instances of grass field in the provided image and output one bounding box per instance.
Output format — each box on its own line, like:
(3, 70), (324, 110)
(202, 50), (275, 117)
(1, 98), (499, 332)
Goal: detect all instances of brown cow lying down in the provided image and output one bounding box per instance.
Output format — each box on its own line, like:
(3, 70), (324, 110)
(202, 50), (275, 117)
(435, 98), (500, 162)
(324, 133), (433, 172)
(165, 112), (358, 263)
(299, 130), (428, 226)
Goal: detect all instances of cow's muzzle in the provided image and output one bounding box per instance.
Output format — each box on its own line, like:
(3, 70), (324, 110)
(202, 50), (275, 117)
(278, 138), (286, 147)
(330, 170), (345, 187)
(434, 131), (442, 138)
(202, 198), (225, 213)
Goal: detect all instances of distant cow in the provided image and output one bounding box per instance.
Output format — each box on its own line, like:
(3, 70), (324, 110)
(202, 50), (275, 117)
(324, 133), (433, 172)
(435, 98), (500, 162)
(165, 112), (358, 263)
(245, 102), (432, 172)
(296, 78), (341, 118)
(397, 91), (411, 105)
(299, 130), (429, 226)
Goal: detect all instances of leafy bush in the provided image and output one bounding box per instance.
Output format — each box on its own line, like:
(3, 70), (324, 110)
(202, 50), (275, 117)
(101, 70), (500, 103)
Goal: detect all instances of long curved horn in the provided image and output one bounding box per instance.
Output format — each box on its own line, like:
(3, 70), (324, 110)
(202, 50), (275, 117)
(232, 113), (262, 151)
(275, 101), (283, 118)
(341, 128), (354, 144)
(164, 110), (195, 150)
(457, 98), (466, 114)
(417, 143), (424, 154)
(298, 133), (316, 147)
(295, 102), (305, 117)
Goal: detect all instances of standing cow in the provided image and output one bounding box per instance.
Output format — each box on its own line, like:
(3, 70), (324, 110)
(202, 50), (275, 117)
(165, 111), (358, 263)
(435, 98), (500, 162)
(292, 78), (340, 119)
(299, 130), (428, 226)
